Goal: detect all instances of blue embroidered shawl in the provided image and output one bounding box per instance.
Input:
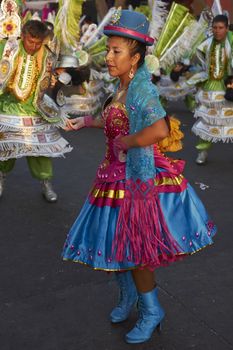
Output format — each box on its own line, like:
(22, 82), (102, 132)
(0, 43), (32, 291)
(113, 64), (181, 268)
(125, 63), (166, 181)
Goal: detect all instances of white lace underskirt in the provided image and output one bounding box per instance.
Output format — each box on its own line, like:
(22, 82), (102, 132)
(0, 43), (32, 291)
(192, 119), (233, 143)
(0, 114), (72, 160)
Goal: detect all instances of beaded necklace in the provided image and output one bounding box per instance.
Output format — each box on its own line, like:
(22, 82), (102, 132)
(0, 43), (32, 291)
(209, 40), (227, 80)
(8, 45), (39, 101)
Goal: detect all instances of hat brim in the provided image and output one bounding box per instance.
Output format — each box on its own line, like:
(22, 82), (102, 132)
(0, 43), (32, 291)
(103, 25), (154, 46)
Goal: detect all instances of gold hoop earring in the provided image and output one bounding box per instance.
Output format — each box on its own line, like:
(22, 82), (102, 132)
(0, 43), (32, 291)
(128, 66), (135, 79)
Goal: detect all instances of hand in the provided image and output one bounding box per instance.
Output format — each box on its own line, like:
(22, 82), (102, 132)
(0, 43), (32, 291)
(64, 116), (94, 131)
(50, 74), (58, 88)
(113, 135), (129, 152)
(64, 117), (85, 131)
(113, 135), (129, 163)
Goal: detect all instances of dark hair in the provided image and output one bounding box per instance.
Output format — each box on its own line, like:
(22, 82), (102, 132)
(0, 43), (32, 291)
(224, 75), (233, 101)
(22, 20), (49, 39)
(170, 63), (187, 82)
(224, 88), (233, 102)
(212, 15), (229, 28)
(107, 35), (146, 67)
(122, 38), (146, 67)
(224, 75), (233, 87)
(151, 74), (161, 84)
(170, 70), (181, 82)
(66, 66), (90, 85)
(83, 15), (94, 25)
(127, 0), (141, 8)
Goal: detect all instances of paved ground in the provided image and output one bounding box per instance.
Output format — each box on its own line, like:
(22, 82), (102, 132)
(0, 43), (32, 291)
(0, 100), (232, 350)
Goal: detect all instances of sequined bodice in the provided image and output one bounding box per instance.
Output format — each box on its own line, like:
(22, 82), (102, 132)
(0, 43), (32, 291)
(96, 102), (129, 183)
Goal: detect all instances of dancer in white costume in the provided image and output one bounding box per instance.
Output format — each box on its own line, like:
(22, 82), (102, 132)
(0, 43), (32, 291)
(191, 14), (233, 164)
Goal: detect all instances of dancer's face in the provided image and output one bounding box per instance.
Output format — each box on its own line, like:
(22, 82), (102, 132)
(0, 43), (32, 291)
(22, 33), (44, 55)
(106, 36), (139, 80)
(212, 22), (228, 42)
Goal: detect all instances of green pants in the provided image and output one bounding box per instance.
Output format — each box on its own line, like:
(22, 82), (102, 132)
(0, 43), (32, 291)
(0, 156), (53, 180)
(196, 139), (212, 151)
(184, 94), (197, 112)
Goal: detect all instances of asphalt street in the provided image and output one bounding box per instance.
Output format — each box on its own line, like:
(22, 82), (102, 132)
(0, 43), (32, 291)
(0, 101), (232, 350)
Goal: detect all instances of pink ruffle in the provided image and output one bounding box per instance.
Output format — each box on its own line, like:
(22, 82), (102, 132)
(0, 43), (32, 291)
(112, 178), (182, 268)
(154, 145), (185, 175)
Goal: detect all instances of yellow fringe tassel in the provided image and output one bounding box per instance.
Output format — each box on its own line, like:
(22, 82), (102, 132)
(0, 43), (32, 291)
(158, 116), (184, 152)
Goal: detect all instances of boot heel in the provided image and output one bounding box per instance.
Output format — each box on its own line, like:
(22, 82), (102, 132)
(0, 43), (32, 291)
(125, 287), (165, 344)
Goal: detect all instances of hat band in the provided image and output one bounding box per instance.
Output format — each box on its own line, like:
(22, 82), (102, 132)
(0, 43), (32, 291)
(104, 25), (154, 45)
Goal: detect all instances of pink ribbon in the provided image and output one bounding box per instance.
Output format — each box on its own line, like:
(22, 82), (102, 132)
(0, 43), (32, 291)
(104, 25), (154, 45)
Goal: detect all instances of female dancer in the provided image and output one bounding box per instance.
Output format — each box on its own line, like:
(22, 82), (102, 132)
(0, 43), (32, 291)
(62, 9), (216, 344)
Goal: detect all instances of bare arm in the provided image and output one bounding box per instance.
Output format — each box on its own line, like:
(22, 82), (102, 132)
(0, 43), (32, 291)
(121, 118), (169, 149)
(65, 115), (104, 131)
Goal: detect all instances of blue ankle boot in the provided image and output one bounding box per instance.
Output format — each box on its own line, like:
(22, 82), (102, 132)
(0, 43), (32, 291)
(110, 271), (138, 323)
(125, 287), (165, 344)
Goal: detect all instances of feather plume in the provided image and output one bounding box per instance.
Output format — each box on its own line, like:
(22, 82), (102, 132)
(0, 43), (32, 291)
(154, 3), (194, 59)
(83, 7), (116, 48)
(159, 18), (207, 70)
(54, 0), (85, 51)
(149, 0), (168, 42)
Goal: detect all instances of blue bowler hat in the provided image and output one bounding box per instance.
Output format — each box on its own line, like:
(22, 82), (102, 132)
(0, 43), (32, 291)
(103, 9), (154, 46)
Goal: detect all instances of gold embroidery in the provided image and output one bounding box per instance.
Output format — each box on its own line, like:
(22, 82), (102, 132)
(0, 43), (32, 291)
(8, 49), (39, 101)
(208, 109), (217, 115)
(224, 110), (233, 117)
(91, 175), (184, 200)
(103, 101), (127, 120)
(91, 188), (125, 199)
(227, 128), (233, 135)
(155, 175), (184, 186)
(210, 128), (220, 135)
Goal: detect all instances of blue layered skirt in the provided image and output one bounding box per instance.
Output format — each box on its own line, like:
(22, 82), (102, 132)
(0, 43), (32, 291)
(62, 161), (216, 271)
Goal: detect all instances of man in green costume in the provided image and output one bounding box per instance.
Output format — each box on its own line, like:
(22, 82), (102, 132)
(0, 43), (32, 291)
(0, 20), (72, 201)
(192, 14), (233, 164)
